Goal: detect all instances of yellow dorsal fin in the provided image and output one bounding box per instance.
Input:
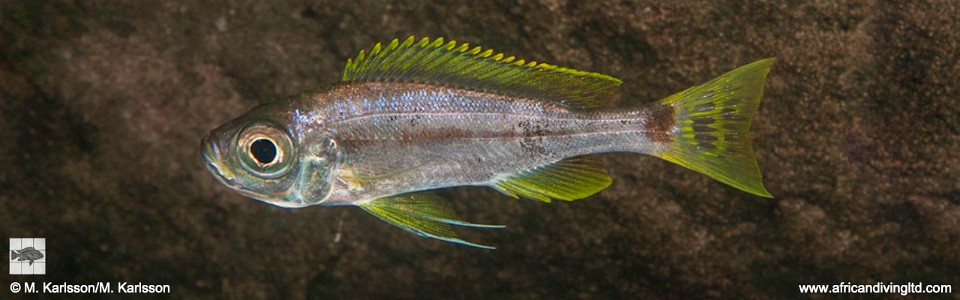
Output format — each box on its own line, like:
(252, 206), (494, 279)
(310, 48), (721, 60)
(359, 192), (504, 249)
(491, 157), (612, 203)
(342, 36), (623, 109)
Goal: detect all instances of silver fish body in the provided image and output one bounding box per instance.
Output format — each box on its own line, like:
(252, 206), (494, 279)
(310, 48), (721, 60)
(202, 36), (774, 248)
(296, 82), (663, 205)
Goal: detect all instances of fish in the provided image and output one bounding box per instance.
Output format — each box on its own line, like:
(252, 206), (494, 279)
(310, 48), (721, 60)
(11, 247), (44, 265)
(201, 36), (774, 249)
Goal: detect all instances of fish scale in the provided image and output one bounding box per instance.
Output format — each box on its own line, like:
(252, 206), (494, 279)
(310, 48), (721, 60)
(324, 83), (651, 185)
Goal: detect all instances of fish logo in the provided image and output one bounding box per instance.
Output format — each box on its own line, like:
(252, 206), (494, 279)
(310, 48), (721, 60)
(11, 247), (44, 266)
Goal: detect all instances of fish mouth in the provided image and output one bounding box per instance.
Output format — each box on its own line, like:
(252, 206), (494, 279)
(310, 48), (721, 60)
(201, 135), (217, 162)
(201, 135), (236, 186)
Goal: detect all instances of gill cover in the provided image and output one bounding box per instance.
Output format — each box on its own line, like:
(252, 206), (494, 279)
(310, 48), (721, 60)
(286, 128), (340, 206)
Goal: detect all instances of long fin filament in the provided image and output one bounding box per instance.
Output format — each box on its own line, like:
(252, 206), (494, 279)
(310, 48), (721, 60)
(359, 192), (504, 249)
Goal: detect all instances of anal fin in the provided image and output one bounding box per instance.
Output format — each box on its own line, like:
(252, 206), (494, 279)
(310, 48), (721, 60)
(491, 157), (612, 203)
(358, 192), (504, 249)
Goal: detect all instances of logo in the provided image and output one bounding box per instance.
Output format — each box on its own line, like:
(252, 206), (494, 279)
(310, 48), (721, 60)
(9, 238), (45, 275)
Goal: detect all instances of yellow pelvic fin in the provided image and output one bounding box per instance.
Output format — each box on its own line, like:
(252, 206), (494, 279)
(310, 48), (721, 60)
(491, 157), (612, 203)
(342, 36), (623, 109)
(657, 58), (775, 198)
(358, 192), (504, 249)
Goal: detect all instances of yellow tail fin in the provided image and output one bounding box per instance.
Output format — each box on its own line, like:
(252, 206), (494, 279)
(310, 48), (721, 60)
(656, 58), (775, 197)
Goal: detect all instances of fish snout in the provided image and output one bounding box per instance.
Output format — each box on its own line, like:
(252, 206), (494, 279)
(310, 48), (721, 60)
(201, 134), (240, 187)
(201, 135), (226, 180)
(201, 134), (219, 163)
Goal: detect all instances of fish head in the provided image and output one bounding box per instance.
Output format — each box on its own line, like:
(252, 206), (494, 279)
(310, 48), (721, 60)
(202, 101), (340, 208)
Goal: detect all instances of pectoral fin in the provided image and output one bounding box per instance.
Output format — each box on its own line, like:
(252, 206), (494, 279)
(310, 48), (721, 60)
(358, 192), (504, 249)
(491, 157), (612, 202)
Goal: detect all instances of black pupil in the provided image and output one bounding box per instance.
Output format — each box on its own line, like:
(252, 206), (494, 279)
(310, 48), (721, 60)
(250, 139), (277, 164)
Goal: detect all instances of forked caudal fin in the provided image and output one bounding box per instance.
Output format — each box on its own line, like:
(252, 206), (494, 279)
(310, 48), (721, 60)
(653, 58), (775, 198)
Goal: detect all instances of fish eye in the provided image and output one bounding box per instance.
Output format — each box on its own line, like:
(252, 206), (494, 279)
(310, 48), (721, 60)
(236, 123), (296, 178)
(250, 138), (278, 165)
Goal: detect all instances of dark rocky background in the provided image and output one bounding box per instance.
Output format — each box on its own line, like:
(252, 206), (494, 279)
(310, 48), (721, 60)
(1, 0), (958, 298)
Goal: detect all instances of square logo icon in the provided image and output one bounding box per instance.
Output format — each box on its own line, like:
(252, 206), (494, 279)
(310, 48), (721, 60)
(10, 238), (45, 275)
